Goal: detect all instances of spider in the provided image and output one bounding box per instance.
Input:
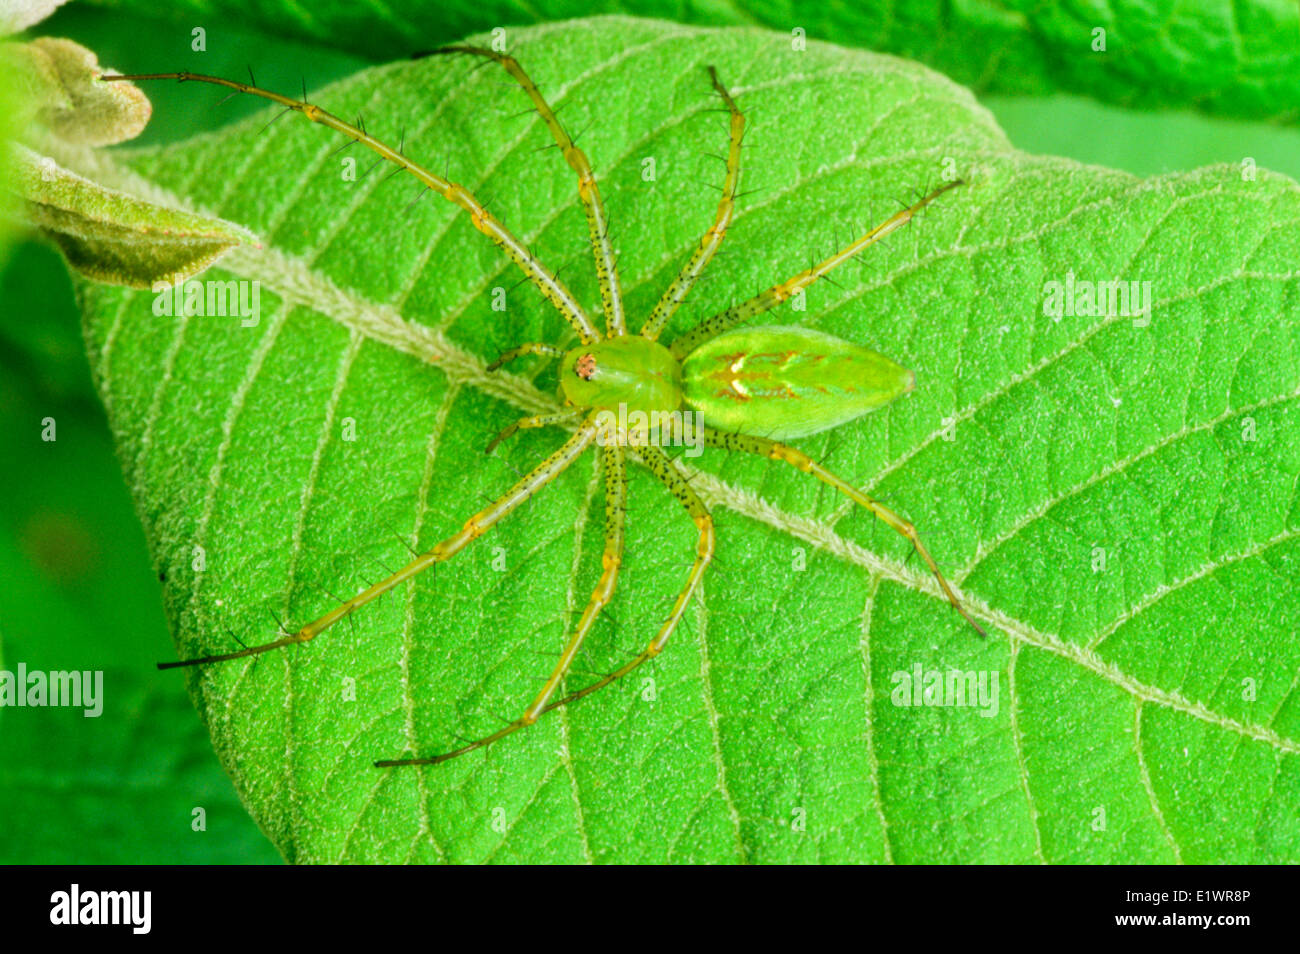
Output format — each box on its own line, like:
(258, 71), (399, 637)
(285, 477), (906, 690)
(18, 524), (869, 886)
(102, 44), (984, 768)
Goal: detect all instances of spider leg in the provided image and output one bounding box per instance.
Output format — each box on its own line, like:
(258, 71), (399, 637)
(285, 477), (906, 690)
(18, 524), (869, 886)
(487, 341), (566, 371)
(431, 46), (627, 338)
(99, 70), (601, 344)
(538, 443), (714, 716)
(158, 421), (600, 669)
(640, 66), (744, 341)
(379, 443), (629, 766)
(485, 409), (585, 455)
(700, 426), (987, 637)
(668, 179), (964, 358)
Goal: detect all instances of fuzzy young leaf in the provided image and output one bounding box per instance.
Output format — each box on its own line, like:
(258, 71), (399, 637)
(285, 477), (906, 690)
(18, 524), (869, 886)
(2, 37), (256, 286)
(15, 142), (256, 287)
(10, 37), (151, 146)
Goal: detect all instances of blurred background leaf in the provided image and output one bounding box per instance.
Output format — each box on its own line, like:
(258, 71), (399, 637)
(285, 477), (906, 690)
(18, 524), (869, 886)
(83, 0), (1300, 122)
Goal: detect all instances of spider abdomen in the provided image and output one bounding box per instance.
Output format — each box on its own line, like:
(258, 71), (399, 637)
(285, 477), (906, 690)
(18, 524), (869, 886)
(681, 325), (915, 440)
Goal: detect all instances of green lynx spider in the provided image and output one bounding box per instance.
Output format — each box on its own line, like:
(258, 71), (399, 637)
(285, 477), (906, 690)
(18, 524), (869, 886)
(103, 46), (984, 767)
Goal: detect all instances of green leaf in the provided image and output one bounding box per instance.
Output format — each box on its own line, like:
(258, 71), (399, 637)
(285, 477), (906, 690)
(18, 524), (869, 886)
(0, 238), (280, 863)
(0, 665), (283, 863)
(76, 18), (1300, 863)
(8, 37), (151, 147)
(93, 0), (1300, 122)
(1, 37), (256, 286)
(14, 142), (257, 287)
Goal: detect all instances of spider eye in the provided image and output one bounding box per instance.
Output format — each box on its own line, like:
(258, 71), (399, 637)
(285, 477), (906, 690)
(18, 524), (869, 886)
(575, 353), (598, 380)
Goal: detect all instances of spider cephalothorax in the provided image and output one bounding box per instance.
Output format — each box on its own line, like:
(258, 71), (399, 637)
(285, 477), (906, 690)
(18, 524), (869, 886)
(104, 44), (982, 768)
(561, 337), (681, 415)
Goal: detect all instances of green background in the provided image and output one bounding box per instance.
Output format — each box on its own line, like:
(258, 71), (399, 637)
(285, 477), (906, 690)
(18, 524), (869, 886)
(2, 3), (1298, 864)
